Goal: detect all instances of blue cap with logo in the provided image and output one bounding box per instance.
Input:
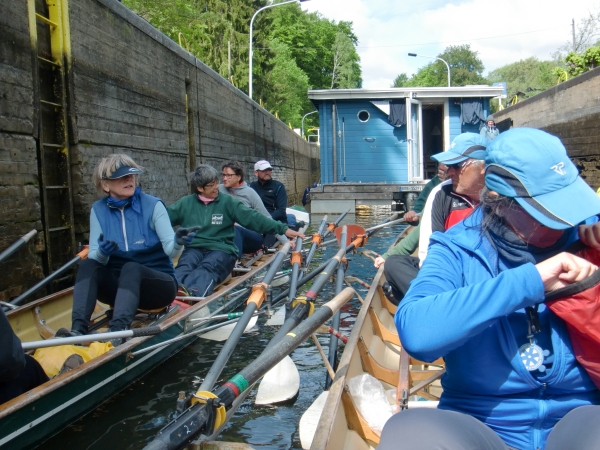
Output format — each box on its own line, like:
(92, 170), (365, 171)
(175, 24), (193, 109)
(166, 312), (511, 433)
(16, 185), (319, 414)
(431, 133), (490, 164)
(485, 127), (600, 229)
(103, 165), (143, 180)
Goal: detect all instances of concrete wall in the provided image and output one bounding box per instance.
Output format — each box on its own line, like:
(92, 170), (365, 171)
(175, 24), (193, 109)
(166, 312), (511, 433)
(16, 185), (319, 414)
(0, 0), (319, 301)
(493, 67), (600, 187)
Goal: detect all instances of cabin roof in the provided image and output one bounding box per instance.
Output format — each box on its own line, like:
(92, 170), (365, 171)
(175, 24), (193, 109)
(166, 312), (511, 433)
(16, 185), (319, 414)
(308, 85), (504, 101)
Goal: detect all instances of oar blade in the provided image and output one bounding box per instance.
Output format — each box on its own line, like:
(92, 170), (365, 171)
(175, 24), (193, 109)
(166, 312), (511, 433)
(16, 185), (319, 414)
(299, 390), (329, 449)
(271, 275), (290, 287)
(199, 315), (258, 342)
(335, 224), (366, 247)
(254, 355), (300, 405)
(265, 306), (286, 326)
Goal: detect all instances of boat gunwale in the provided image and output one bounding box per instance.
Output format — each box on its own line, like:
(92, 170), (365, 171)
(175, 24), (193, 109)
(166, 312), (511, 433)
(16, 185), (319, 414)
(0, 252), (277, 419)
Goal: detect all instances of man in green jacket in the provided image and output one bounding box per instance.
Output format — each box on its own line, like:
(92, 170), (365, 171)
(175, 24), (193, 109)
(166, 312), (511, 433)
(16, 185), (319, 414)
(168, 164), (304, 297)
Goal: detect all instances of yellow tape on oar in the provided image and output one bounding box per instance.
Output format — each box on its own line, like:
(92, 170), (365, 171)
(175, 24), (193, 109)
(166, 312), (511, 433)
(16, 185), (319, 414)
(291, 295), (315, 316)
(33, 342), (113, 377)
(191, 390), (226, 429)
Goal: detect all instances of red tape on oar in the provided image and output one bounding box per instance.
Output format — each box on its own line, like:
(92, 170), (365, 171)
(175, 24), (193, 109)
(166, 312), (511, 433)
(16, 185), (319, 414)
(335, 224), (366, 247)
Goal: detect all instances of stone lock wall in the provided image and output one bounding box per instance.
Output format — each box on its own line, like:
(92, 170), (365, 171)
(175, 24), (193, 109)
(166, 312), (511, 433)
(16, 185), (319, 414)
(0, 0), (319, 300)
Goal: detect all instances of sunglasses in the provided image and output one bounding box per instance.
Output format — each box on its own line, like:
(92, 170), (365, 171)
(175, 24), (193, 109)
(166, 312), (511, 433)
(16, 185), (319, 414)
(447, 160), (476, 171)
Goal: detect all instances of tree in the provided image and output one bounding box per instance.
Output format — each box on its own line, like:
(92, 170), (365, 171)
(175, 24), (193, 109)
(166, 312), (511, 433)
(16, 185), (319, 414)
(331, 32), (361, 88)
(555, 11), (600, 59)
(391, 73), (409, 87)
(564, 46), (600, 77)
(488, 57), (557, 101)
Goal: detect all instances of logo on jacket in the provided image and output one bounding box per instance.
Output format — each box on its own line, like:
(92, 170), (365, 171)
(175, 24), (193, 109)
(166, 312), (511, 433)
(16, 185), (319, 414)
(134, 239), (145, 245)
(550, 162), (565, 175)
(212, 214), (223, 225)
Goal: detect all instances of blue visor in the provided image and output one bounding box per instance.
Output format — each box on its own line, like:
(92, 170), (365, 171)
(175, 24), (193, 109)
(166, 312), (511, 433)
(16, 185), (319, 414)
(103, 166), (143, 179)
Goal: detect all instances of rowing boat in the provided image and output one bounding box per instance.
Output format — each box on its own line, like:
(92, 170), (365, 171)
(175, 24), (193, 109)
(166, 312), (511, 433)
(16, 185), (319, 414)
(0, 249), (279, 450)
(307, 227), (445, 450)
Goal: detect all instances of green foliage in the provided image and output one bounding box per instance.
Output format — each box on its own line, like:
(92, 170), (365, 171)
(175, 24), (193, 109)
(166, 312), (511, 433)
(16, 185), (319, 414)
(331, 32), (361, 88)
(393, 45), (487, 88)
(391, 73), (409, 87)
(488, 57), (557, 100)
(564, 46), (600, 77)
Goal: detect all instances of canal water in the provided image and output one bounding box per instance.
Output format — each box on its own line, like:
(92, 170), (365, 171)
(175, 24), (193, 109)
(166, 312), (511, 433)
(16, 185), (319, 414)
(43, 206), (407, 449)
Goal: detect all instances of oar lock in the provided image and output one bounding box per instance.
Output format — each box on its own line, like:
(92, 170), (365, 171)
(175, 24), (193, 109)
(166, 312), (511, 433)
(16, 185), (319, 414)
(247, 282), (269, 306)
(291, 295), (315, 316)
(311, 233), (322, 245)
(191, 390), (227, 429)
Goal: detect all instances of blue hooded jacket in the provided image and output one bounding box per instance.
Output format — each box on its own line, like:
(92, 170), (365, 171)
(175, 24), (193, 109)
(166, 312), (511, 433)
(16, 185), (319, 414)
(395, 208), (600, 449)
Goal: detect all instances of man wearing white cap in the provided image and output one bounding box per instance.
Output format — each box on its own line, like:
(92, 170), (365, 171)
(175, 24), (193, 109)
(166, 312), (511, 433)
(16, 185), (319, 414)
(250, 160), (288, 225)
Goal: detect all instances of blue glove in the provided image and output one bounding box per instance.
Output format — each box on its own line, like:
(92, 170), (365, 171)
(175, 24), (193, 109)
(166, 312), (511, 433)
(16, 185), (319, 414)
(175, 226), (202, 246)
(98, 234), (118, 257)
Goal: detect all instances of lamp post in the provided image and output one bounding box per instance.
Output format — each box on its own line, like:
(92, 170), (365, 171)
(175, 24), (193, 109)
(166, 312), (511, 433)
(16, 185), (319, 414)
(249, 0), (309, 100)
(301, 110), (318, 139)
(408, 53), (451, 87)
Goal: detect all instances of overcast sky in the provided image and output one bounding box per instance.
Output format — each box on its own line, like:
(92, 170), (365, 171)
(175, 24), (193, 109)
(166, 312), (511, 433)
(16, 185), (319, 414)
(301, 0), (599, 89)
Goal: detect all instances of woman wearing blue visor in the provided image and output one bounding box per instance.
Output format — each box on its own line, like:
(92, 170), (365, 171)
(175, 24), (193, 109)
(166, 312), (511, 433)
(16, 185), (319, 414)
(381, 128), (600, 450)
(57, 154), (196, 346)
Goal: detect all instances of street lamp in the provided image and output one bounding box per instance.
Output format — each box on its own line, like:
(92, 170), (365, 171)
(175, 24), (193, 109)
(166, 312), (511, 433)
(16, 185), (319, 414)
(301, 110), (318, 139)
(249, 0), (309, 100)
(408, 53), (451, 87)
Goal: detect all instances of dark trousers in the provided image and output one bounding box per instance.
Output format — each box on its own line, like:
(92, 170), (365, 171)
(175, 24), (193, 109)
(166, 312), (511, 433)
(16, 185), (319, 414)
(378, 406), (600, 450)
(0, 355), (49, 404)
(175, 248), (236, 297)
(383, 255), (420, 304)
(71, 259), (177, 333)
(233, 225), (264, 258)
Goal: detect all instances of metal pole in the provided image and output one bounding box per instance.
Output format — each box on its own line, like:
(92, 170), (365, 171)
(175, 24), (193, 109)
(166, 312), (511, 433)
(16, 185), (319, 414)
(301, 110), (318, 139)
(408, 53), (451, 87)
(248, 0), (297, 100)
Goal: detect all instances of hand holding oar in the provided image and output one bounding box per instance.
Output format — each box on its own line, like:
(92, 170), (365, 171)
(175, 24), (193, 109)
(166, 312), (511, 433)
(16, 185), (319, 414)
(197, 242), (291, 393)
(11, 246), (89, 306)
(0, 229), (37, 264)
(143, 287), (356, 450)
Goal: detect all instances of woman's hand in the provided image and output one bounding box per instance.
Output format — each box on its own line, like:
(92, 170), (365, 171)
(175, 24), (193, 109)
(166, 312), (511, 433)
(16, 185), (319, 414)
(175, 226), (202, 246)
(98, 234), (118, 257)
(285, 229), (305, 241)
(374, 256), (385, 268)
(536, 252), (598, 293)
(578, 223), (600, 250)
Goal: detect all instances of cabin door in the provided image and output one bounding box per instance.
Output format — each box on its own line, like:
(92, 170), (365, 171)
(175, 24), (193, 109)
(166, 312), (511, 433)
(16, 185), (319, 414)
(406, 99), (424, 181)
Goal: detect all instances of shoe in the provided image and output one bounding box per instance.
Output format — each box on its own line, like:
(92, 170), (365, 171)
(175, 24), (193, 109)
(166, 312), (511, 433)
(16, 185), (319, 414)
(177, 285), (191, 297)
(56, 354), (84, 376)
(382, 282), (399, 306)
(103, 327), (128, 348)
(55, 328), (83, 338)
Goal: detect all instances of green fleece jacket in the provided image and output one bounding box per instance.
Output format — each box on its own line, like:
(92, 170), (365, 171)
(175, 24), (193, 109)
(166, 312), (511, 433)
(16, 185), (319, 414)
(167, 193), (288, 257)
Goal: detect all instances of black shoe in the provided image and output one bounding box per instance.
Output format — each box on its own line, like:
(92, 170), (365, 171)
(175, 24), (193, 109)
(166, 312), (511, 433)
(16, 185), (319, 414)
(104, 327), (128, 348)
(56, 354), (84, 376)
(382, 282), (399, 306)
(55, 328), (83, 338)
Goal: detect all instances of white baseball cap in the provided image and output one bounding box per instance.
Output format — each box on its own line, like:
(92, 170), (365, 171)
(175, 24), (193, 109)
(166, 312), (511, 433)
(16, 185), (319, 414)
(255, 160), (273, 171)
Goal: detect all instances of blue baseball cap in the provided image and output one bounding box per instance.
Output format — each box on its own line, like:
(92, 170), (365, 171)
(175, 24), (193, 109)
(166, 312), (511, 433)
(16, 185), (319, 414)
(103, 165), (143, 179)
(431, 133), (490, 164)
(485, 127), (600, 230)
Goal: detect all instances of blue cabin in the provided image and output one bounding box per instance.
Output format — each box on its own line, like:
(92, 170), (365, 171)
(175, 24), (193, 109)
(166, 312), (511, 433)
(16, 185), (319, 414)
(308, 86), (504, 183)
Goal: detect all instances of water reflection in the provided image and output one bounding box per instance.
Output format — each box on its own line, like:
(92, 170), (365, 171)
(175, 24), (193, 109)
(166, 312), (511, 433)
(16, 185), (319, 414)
(43, 206), (406, 449)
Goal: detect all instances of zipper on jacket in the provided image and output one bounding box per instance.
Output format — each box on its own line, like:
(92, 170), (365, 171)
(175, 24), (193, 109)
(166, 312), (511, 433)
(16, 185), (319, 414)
(533, 384), (547, 450)
(120, 208), (129, 251)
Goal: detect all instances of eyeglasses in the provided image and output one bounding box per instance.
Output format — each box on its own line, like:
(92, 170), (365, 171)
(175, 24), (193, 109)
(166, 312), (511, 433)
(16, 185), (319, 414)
(221, 173), (237, 178)
(203, 180), (218, 188)
(447, 160), (477, 171)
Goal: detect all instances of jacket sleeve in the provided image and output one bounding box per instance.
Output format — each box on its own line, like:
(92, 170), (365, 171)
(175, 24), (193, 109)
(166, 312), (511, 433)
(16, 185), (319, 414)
(395, 240), (545, 362)
(88, 209), (108, 265)
(167, 198), (183, 227)
(271, 183), (288, 222)
(0, 309), (26, 383)
(152, 202), (183, 259)
(382, 224), (420, 259)
(231, 199), (287, 235)
(412, 177), (438, 214)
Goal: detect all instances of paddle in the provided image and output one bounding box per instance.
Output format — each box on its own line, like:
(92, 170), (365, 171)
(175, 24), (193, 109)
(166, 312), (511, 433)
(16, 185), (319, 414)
(22, 326), (162, 350)
(143, 287), (357, 450)
(321, 208), (350, 239)
(197, 242), (291, 393)
(0, 229), (37, 265)
(304, 215), (328, 268)
(11, 246), (89, 306)
(320, 213), (405, 247)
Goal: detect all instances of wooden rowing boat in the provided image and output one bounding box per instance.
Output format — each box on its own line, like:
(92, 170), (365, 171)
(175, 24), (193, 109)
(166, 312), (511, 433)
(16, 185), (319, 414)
(307, 227), (445, 450)
(0, 250), (277, 450)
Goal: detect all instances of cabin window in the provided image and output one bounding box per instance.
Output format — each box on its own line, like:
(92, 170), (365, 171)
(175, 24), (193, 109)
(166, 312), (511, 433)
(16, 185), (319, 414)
(357, 110), (370, 122)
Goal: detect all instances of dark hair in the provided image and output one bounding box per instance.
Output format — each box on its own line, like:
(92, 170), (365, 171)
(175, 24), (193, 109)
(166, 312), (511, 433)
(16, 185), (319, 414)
(479, 187), (516, 233)
(190, 164), (219, 191)
(222, 160), (244, 182)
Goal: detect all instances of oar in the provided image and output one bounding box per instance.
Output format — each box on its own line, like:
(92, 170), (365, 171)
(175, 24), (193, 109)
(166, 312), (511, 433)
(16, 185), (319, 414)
(0, 230), (37, 264)
(321, 208), (350, 239)
(11, 246), (89, 306)
(316, 325), (348, 344)
(143, 287), (356, 450)
(320, 213), (406, 247)
(197, 242), (291, 393)
(22, 326), (162, 351)
(304, 215), (328, 268)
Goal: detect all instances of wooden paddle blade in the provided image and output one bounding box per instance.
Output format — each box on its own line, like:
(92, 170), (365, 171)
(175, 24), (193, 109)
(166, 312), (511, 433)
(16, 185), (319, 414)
(299, 390), (329, 449)
(255, 355), (300, 405)
(265, 306), (286, 326)
(335, 224), (366, 247)
(199, 315), (258, 342)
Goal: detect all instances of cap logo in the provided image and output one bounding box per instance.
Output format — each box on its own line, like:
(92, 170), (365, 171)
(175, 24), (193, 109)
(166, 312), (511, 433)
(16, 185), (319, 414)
(551, 162), (565, 175)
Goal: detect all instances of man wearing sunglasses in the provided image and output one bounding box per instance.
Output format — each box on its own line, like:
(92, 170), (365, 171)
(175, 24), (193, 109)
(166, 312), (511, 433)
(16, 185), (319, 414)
(383, 133), (490, 304)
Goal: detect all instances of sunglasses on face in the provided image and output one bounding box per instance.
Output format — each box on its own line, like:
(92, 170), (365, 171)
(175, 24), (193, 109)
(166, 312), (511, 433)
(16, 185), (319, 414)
(447, 160), (476, 171)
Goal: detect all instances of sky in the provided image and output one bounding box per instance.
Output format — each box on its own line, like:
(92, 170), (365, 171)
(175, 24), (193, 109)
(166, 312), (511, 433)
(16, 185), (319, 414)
(301, 0), (599, 89)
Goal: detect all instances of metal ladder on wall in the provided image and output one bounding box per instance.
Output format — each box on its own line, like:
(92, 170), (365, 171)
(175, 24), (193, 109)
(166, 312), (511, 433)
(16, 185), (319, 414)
(27, 0), (76, 283)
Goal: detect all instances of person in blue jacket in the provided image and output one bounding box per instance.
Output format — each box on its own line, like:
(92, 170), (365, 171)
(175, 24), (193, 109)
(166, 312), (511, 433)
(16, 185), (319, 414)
(57, 155), (196, 346)
(380, 128), (600, 450)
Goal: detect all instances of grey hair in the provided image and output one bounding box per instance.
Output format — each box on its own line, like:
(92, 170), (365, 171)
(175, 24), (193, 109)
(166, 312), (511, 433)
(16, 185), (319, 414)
(190, 164), (219, 191)
(479, 186), (516, 233)
(93, 154), (142, 196)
